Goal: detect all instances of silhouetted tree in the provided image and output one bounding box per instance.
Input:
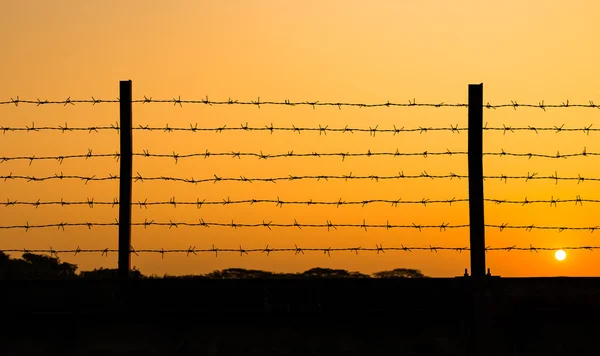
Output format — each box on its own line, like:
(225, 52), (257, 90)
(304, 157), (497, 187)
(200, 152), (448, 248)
(372, 268), (427, 278)
(79, 266), (143, 279)
(0, 251), (9, 264)
(167, 274), (209, 280)
(0, 252), (78, 279)
(205, 268), (276, 279)
(301, 267), (369, 278)
(0, 251), (11, 279)
(23, 253), (78, 278)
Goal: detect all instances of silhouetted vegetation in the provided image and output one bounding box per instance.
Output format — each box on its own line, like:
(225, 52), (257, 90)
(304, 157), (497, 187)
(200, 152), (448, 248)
(79, 266), (144, 280)
(372, 268), (427, 278)
(0, 251), (77, 280)
(205, 268), (278, 279)
(300, 267), (370, 278)
(0, 251), (427, 280)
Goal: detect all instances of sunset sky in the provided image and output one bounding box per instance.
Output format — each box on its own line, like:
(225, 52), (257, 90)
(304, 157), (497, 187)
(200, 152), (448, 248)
(1, 0), (599, 277)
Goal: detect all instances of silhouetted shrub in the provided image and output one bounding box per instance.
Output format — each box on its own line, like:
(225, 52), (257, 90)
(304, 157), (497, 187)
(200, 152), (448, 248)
(0, 252), (78, 280)
(301, 267), (369, 278)
(205, 268), (277, 279)
(372, 268), (427, 278)
(79, 266), (144, 280)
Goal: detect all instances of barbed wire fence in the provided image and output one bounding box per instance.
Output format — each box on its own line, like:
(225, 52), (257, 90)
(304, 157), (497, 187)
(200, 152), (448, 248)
(2, 82), (600, 278)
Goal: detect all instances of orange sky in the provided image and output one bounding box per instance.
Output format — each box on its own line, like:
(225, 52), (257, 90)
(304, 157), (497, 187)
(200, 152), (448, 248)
(1, 0), (599, 277)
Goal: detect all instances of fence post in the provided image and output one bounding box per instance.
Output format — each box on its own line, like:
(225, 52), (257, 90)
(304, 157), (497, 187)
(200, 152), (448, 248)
(118, 80), (133, 280)
(468, 83), (485, 277)
(467, 83), (489, 356)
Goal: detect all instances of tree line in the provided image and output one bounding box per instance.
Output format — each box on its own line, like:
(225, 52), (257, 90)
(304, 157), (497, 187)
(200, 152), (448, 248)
(0, 251), (427, 280)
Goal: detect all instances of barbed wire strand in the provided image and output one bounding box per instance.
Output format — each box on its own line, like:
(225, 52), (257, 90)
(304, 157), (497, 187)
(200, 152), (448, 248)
(2, 124), (599, 136)
(0, 244), (597, 259)
(0, 220), (598, 232)
(3, 96), (600, 110)
(3, 196), (599, 209)
(2, 172), (600, 184)
(0, 220), (466, 231)
(3, 147), (600, 164)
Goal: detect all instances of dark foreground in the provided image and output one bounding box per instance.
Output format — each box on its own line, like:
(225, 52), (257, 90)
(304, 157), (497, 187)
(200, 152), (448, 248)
(2, 277), (599, 355)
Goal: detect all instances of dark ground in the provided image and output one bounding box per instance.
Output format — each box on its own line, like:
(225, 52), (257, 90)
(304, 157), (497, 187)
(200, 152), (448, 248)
(2, 277), (599, 355)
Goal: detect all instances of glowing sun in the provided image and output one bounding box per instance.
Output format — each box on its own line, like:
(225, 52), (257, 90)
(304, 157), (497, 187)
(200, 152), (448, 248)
(555, 249), (567, 261)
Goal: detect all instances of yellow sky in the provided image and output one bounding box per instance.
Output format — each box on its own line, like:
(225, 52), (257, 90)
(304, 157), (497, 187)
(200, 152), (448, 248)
(1, 0), (599, 277)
